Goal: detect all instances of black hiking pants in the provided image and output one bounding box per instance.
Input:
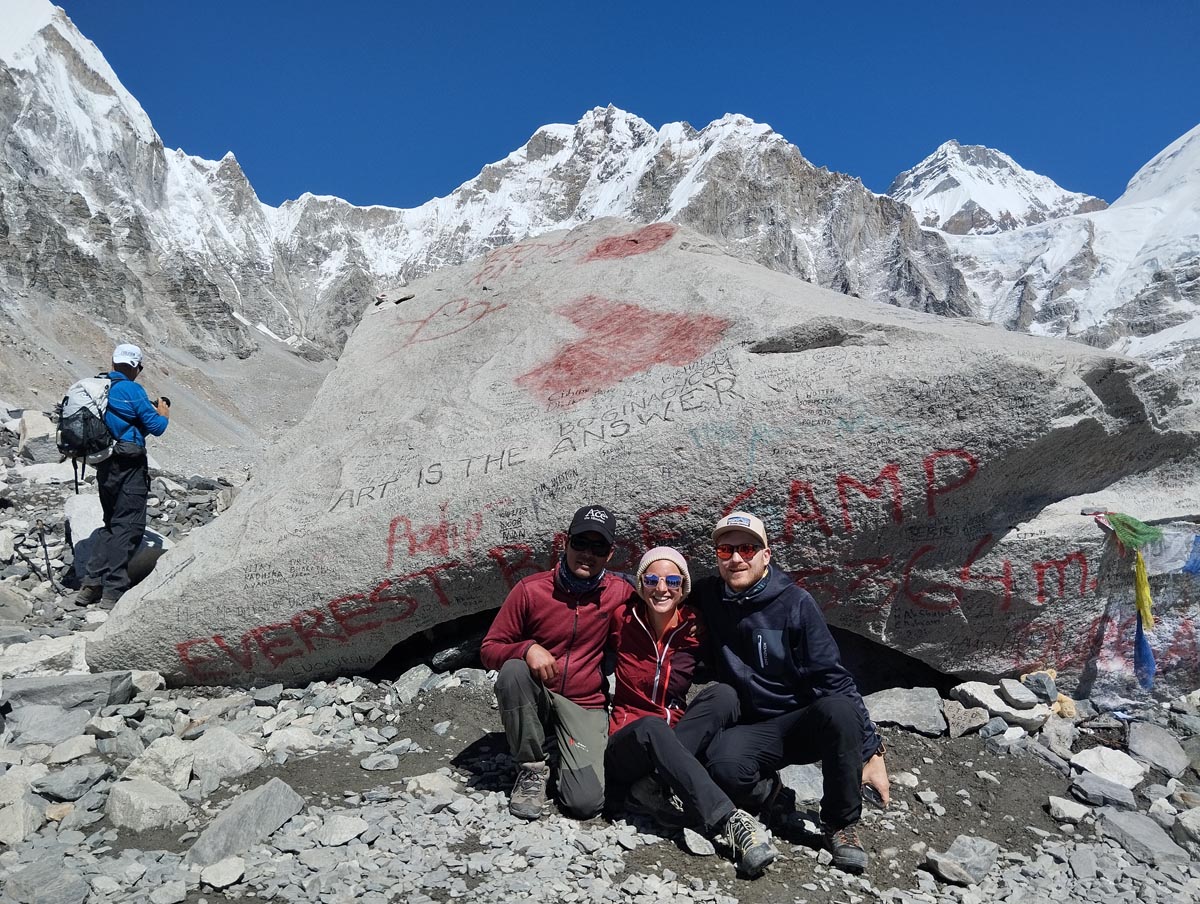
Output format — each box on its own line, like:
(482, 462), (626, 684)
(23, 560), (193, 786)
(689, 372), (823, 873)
(704, 689), (865, 831)
(605, 683), (741, 834)
(83, 452), (149, 596)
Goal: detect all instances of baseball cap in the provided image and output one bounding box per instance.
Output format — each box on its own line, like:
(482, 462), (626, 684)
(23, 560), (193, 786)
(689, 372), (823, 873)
(112, 343), (143, 368)
(712, 511), (769, 548)
(569, 505), (616, 544)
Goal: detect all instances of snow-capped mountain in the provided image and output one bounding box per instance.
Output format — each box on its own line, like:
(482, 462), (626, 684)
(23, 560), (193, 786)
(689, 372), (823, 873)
(941, 124), (1200, 368)
(888, 140), (1108, 234)
(271, 107), (973, 323)
(0, 0), (970, 379)
(2, 0), (1199, 454)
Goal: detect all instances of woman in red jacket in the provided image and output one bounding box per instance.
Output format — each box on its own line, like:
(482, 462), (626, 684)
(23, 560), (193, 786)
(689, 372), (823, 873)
(605, 547), (776, 877)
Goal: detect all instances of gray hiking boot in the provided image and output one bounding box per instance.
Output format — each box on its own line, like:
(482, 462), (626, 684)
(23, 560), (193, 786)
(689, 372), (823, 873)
(824, 822), (869, 873)
(722, 809), (776, 877)
(74, 583), (103, 606)
(626, 775), (690, 827)
(509, 761), (549, 820)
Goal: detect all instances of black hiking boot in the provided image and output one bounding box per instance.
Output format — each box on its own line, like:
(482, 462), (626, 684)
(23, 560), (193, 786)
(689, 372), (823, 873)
(626, 775), (691, 828)
(722, 809), (776, 877)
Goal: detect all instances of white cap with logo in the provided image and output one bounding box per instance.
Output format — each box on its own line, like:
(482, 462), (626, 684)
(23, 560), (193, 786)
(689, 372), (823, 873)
(112, 343), (143, 368)
(712, 511), (769, 548)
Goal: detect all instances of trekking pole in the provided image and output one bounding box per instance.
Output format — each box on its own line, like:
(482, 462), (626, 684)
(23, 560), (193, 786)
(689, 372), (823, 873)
(13, 545), (46, 584)
(36, 519), (66, 594)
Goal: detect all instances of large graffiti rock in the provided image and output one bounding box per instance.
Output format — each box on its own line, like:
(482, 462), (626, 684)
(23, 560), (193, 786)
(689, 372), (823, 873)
(86, 220), (1200, 693)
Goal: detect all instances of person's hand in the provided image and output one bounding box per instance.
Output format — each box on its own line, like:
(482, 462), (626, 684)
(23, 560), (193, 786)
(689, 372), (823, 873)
(155, 398), (171, 418)
(525, 643), (558, 683)
(862, 752), (890, 807)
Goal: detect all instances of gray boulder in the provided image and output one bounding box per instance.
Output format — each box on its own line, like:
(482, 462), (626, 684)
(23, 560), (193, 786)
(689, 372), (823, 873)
(925, 834), (1000, 885)
(7, 704), (91, 746)
(31, 763), (112, 801)
(1037, 714), (1079, 759)
(951, 682), (1050, 731)
(1070, 746), (1146, 789)
(780, 763), (824, 804)
(0, 586), (32, 623)
(3, 857), (90, 904)
(997, 678), (1040, 709)
(105, 779), (190, 831)
(0, 793), (46, 845)
(84, 220), (1200, 689)
(1127, 721), (1191, 777)
(943, 700), (990, 739)
(185, 777), (304, 866)
(16, 411), (58, 464)
(1021, 671), (1058, 703)
(864, 687), (946, 736)
(1070, 771), (1136, 809)
(0, 672), (134, 710)
(190, 726), (264, 792)
(1097, 806), (1190, 866)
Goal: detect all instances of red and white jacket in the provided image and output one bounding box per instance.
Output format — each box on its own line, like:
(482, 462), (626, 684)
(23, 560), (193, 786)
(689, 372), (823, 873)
(607, 599), (703, 736)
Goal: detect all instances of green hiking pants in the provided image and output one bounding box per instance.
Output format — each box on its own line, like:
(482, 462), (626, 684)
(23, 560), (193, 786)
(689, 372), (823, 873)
(495, 658), (608, 818)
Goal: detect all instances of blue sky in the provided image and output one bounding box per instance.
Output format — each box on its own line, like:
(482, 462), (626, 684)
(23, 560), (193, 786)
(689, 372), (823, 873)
(58, 1), (1199, 209)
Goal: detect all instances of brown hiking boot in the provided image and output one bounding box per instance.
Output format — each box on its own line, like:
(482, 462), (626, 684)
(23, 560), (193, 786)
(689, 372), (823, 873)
(73, 584), (103, 606)
(824, 822), (869, 873)
(509, 761), (548, 820)
(722, 809), (777, 877)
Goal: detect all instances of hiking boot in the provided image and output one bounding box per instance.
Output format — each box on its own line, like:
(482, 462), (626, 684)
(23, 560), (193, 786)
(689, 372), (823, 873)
(74, 584), (103, 606)
(824, 822), (869, 873)
(99, 591), (122, 609)
(626, 775), (691, 827)
(753, 771), (796, 828)
(509, 761), (549, 820)
(722, 809), (776, 877)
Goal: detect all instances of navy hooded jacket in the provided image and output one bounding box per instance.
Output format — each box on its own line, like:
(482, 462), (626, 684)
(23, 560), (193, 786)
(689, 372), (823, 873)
(692, 565), (883, 762)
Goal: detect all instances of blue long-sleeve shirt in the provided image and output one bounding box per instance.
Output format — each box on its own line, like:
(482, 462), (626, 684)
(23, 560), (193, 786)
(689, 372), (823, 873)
(692, 566), (883, 762)
(104, 372), (168, 447)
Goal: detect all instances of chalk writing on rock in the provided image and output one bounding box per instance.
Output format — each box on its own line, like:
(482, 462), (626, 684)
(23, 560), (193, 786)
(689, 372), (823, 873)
(387, 297), (509, 348)
(549, 376), (743, 458)
(416, 446), (529, 488)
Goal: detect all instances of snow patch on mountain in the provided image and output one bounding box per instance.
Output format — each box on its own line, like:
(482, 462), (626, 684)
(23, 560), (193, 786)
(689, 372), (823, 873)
(944, 124), (1200, 366)
(889, 140), (1107, 234)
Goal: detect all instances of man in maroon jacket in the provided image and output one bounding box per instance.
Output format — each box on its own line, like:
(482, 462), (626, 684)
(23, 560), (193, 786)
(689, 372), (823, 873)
(480, 504), (632, 820)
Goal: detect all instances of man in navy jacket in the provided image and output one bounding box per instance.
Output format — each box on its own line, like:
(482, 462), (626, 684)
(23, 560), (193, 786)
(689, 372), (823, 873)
(690, 511), (890, 873)
(76, 343), (169, 606)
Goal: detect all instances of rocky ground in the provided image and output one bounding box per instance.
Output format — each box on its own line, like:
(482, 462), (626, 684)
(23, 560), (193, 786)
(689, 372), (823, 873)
(2, 423), (1200, 904)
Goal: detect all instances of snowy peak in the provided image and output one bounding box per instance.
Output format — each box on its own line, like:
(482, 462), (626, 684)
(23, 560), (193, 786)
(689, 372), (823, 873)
(1115, 122), (1200, 207)
(1, 0), (157, 147)
(889, 139), (1107, 234)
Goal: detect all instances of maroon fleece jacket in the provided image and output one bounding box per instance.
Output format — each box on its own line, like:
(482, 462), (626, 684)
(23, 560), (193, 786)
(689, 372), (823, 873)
(608, 599), (703, 735)
(480, 569), (632, 709)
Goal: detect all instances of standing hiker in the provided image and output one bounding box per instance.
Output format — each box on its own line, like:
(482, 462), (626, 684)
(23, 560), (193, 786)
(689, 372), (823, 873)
(480, 504), (630, 820)
(75, 343), (169, 606)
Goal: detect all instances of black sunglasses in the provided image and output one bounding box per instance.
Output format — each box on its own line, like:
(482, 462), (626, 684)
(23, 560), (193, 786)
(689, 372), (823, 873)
(569, 535), (612, 555)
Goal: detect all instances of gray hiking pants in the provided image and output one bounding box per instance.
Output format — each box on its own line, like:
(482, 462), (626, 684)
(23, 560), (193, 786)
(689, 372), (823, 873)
(495, 659), (608, 819)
